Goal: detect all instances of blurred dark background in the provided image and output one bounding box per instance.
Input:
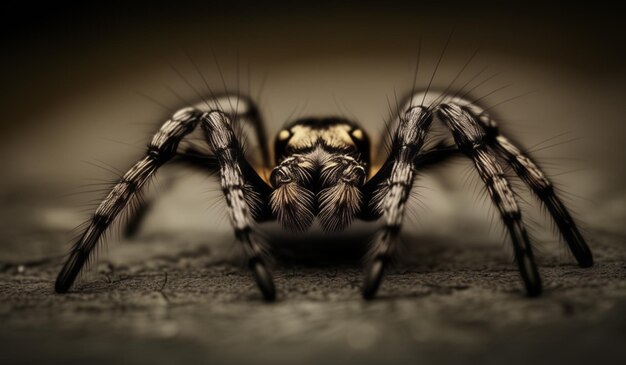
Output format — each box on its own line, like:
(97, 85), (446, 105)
(2, 0), (625, 244)
(2, 1), (625, 193)
(1, 2), (625, 364)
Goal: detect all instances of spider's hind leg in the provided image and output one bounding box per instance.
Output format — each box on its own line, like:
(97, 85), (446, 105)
(438, 103), (542, 296)
(476, 110), (593, 267)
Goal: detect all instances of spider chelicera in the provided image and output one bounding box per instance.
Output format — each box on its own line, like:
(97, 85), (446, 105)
(55, 90), (593, 301)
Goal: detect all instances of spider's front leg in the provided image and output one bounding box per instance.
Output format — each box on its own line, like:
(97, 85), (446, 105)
(201, 112), (276, 300)
(361, 106), (433, 299)
(56, 109), (277, 301)
(477, 114), (593, 267)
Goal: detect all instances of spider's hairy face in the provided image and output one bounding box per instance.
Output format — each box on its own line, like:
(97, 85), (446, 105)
(270, 117), (371, 232)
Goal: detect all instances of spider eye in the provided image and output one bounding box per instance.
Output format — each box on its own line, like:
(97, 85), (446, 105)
(351, 129), (364, 140)
(278, 129), (291, 141)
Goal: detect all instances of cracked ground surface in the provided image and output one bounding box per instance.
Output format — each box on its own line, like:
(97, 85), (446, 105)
(1, 202), (625, 365)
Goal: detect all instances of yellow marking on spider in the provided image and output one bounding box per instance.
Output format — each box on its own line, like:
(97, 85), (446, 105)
(287, 124), (354, 150)
(278, 129), (291, 141)
(351, 129), (364, 140)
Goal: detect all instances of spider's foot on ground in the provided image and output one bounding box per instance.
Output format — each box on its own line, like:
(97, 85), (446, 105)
(519, 255), (543, 298)
(362, 258), (386, 300)
(572, 240), (594, 268)
(250, 259), (276, 301)
(54, 250), (89, 294)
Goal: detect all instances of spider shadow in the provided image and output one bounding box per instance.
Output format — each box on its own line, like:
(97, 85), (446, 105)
(262, 221), (496, 270)
(265, 227), (370, 267)
(263, 221), (523, 301)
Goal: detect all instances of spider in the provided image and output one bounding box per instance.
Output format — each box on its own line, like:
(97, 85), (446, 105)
(54, 90), (593, 301)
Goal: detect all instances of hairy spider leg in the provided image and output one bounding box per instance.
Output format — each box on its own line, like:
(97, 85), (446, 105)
(473, 110), (593, 267)
(55, 108), (200, 293)
(437, 103), (542, 296)
(361, 106), (433, 299)
(201, 112), (275, 300)
(362, 90), (592, 299)
(123, 94), (271, 237)
(56, 108), (277, 301)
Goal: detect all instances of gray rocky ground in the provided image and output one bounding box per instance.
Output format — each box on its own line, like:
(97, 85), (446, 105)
(1, 195), (625, 364)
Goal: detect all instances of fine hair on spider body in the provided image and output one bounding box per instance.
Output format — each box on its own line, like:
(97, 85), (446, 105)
(54, 88), (593, 301)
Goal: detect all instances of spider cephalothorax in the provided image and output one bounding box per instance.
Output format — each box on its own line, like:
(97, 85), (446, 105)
(55, 91), (593, 301)
(270, 117), (370, 233)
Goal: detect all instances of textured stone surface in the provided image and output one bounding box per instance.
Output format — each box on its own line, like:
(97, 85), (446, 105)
(1, 213), (625, 364)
